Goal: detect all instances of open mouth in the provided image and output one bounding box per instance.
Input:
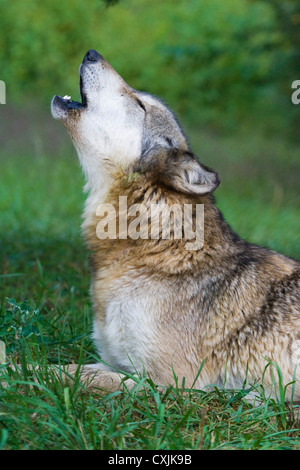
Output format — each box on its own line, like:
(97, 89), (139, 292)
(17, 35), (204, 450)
(55, 74), (87, 110)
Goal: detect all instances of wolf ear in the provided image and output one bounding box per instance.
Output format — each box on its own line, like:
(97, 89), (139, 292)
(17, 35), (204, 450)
(144, 148), (220, 195)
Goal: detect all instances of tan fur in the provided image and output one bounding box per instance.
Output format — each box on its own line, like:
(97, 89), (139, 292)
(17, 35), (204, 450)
(82, 166), (300, 397)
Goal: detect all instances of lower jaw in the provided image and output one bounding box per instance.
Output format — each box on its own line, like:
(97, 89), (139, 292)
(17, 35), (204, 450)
(54, 95), (86, 110)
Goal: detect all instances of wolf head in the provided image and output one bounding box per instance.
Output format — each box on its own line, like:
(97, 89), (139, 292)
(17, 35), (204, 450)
(51, 49), (220, 196)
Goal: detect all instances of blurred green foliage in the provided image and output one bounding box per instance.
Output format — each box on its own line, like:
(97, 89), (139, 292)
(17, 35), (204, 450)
(0, 0), (105, 100)
(0, 0), (298, 132)
(253, 0), (300, 85)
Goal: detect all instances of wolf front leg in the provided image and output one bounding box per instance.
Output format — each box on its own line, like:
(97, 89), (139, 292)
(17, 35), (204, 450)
(63, 364), (137, 393)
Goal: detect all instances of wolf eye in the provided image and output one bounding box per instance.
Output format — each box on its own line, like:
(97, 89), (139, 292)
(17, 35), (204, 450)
(136, 98), (146, 112)
(165, 137), (173, 146)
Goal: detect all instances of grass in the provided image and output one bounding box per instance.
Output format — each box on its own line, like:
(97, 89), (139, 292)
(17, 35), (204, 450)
(0, 126), (300, 450)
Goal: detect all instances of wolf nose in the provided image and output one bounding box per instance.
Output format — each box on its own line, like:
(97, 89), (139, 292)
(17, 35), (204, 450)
(83, 49), (102, 63)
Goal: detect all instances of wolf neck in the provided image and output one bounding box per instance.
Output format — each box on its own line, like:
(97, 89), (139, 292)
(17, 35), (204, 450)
(76, 149), (115, 234)
(81, 168), (241, 275)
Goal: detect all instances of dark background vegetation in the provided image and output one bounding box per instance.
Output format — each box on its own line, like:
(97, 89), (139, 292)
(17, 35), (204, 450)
(0, 0), (300, 450)
(1, 0), (300, 134)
